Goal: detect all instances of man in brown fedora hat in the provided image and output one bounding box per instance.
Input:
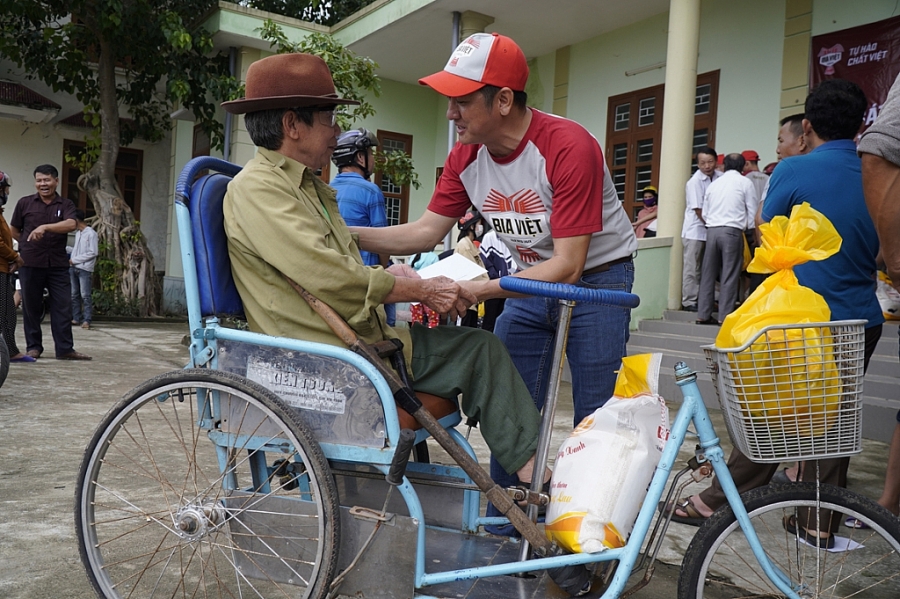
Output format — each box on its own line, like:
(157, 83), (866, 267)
(222, 52), (547, 488)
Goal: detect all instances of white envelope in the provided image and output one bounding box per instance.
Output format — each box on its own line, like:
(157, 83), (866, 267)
(415, 253), (487, 282)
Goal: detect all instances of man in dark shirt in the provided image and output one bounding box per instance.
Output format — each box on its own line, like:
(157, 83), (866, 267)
(10, 164), (91, 360)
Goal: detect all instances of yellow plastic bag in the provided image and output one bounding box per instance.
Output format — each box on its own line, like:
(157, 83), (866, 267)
(716, 203), (842, 437)
(545, 354), (669, 553)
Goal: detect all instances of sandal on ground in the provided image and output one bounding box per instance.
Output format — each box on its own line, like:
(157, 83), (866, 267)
(771, 468), (796, 485)
(784, 515), (835, 549)
(658, 496), (707, 527)
(844, 516), (871, 530)
(10, 354), (36, 363)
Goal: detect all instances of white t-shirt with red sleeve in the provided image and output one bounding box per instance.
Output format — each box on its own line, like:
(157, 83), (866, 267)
(429, 109), (637, 272)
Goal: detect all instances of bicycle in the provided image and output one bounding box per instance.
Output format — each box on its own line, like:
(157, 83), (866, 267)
(74, 156), (900, 599)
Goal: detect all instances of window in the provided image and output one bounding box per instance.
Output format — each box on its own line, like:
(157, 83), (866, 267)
(374, 130), (413, 226)
(605, 71), (719, 221)
(614, 103), (631, 131)
(638, 97), (656, 127)
(61, 140), (143, 219)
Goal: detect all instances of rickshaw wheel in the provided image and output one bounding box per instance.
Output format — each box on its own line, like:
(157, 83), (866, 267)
(75, 369), (340, 599)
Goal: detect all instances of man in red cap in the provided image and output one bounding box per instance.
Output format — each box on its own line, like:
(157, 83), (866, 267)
(220, 52), (548, 499)
(740, 150), (768, 294)
(741, 150), (768, 209)
(353, 33), (638, 534)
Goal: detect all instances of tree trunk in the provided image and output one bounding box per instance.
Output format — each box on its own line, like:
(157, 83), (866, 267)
(80, 36), (160, 316)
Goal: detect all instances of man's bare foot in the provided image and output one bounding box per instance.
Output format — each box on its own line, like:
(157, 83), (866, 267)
(674, 494), (715, 519)
(784, 465), (799, 482)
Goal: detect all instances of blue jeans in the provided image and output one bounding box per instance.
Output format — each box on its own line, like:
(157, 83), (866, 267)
(485, 261), (635, 534)
(70, 267), (93, 324)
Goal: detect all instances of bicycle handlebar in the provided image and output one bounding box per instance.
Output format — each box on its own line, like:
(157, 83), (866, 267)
(499, 276), (640, 308)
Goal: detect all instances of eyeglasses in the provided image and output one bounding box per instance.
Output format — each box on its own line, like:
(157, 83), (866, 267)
(315, 110), (336, 127)
(292, 107), (339, 128)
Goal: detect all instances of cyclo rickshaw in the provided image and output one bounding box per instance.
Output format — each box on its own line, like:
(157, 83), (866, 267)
(75, 156), (900, 599)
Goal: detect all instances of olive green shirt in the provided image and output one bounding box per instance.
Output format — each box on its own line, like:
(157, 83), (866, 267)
(223, 148), (411, 360)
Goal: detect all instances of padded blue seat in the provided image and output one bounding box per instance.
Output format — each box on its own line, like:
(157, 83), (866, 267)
(189, 172), (244, 319)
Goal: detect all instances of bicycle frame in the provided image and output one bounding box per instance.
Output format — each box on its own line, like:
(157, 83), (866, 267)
(412, 361), (802, 599)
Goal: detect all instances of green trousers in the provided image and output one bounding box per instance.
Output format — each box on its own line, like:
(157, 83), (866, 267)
(408, 324), (540, 474)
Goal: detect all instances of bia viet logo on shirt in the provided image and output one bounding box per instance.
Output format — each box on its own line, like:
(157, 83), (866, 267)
(818, 44), (844, 75)
(482, 188), (550, 263)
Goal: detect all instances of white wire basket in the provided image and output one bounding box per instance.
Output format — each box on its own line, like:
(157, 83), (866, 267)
(703, 320), (865, 463)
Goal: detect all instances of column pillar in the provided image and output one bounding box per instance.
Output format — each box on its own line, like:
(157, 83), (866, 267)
(780, 0), (812, 120)
(459, 11), (494, 41)
(658, 0), (702, 310)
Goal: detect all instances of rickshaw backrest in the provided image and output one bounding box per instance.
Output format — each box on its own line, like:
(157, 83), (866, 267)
(186, 166), (245, 319)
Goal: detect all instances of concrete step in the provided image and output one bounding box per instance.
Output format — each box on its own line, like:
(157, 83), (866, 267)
(662, 309), (710, 323)
(639, 317), (721, 339)
(861, 373), (900, 403)
(865, 354), (899, 378)
(629, 330), (716, 355)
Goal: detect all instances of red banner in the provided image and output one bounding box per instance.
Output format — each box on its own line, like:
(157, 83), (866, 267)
(810, 15), (900, 130)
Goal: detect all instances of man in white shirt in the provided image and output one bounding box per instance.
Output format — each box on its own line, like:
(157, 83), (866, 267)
(681, 146), (720, 311)
(696, 153), (758, 324)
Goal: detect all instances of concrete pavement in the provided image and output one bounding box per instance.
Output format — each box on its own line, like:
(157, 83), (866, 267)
(0, 320), (894, 598)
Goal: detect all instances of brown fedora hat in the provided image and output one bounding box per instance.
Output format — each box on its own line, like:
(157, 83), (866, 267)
(221, 53), (359, 115)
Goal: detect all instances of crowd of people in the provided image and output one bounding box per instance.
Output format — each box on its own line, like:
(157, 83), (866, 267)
(212, 33), (900, 542)
(2, 30), (895, 546)
(662, 80), (891, 540)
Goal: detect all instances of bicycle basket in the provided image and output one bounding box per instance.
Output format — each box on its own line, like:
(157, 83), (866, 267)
(703, 320), (865, 462)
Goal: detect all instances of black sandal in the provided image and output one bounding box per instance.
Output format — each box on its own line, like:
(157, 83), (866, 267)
(658, 497), (707, 527)
(784, 515), (835, 549)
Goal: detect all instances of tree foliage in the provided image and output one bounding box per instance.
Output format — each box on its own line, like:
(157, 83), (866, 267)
(242, 0), (375, 26)
(0, 0), (242, 316)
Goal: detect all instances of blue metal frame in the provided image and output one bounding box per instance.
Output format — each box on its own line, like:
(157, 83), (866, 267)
(411, 364), (800, 597)
(174, 157), (799, 598)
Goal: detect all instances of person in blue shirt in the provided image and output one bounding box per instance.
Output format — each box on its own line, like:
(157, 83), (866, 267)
(664, 80), (882, 549)
(331, 128), (395, 325)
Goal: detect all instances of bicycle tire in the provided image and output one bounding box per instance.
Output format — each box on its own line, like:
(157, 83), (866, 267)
(75, 369), (340, 599)
(679, 482), (900, 598)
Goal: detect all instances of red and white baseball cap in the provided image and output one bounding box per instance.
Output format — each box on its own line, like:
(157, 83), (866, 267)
(419, 33), (529, 97)
(741, 150), (760, 162)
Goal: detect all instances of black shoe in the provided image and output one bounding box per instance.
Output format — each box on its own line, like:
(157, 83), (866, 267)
(784, 515), (835, 549)
(695, 318), (719, 325)
(681, 304), (698, 312)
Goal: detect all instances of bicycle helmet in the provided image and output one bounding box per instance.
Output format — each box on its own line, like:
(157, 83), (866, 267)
(332, 128), (379, 175)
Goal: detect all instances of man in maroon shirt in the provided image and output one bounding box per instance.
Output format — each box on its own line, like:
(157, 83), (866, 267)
(10, 164), (91, 360)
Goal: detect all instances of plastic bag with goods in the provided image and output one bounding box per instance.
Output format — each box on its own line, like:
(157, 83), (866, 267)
(545, 354), (669, 553)
(716, 202), (841, 437)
